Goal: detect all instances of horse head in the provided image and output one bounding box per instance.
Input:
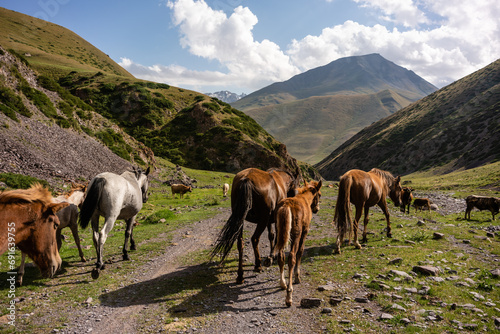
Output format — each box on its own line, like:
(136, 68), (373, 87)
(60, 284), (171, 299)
(389, 175), (402, 207)
(20, 201), (69, 278)
(286, 167), (302, 197)
(136, 166), (151, 203)
(305, 180), (322, 213)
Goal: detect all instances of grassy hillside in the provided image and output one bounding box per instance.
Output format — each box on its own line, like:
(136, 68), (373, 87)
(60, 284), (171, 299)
(232, 54), (437, 163)
(0, 8), (301, 179)
(316, 58), (500, 180)
(245, 89), (413, 163)
(0, 7), (132, 78)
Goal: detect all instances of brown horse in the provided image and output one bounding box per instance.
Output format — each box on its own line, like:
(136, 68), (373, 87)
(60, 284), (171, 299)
(273, 180), (322, 307)
(211, 167), (301, 284)
(0, 184), (69, 279)
(334, 168), (402, 254)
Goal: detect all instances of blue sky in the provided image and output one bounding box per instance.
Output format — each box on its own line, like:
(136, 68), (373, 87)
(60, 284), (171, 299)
(2, 0), (499, 94)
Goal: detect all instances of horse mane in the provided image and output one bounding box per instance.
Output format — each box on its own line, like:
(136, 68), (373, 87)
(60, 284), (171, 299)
(267, 167), (301, 188)
(369, 168), (396, 186)
(0, 183), (53, 205)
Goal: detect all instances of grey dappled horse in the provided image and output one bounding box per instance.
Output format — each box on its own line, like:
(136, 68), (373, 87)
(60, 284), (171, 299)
(79, 167), (150, 279)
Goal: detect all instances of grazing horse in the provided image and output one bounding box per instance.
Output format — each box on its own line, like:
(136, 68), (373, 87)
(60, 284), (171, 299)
(211, 167), (301, 284)
(465, 195), (500, 220)
(334, 168), (402, 254)
(273, 180), (322, 307)
(400, 187), (413, 214)
(222, 183), (229, 197)
(0, 184), (69, 281)
(79, 167), (150, 279)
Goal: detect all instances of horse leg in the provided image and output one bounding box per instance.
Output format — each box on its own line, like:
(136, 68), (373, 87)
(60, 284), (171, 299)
(335, 232), (343, 254)
(263, 221), (276, 267)
(294, 229), (308, 284)
(286, 239), (297, 307)
(16, 252), (26, 286)
(56, 227), (63, 252)
(236, 228), (245, 284)
(122, 217), (136, 261)
(278, 248), (287, 290)
(251, 222), (267, 273)
(69, 216), (86, 262)
(361, 206), (370, 244)
(352, 205), (363, 249)
(378, 201), (392, 238)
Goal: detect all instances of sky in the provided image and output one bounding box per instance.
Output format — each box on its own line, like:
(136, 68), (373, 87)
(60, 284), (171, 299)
(1, 0), (499, 94)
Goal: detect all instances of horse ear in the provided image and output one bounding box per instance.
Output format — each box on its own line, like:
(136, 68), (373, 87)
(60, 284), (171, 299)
(396, 176), (401, 183)
(145, 166), (151, 176)
(317, 180), (323, 189)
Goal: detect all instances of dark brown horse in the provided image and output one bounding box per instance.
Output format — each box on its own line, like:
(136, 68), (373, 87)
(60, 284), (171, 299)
(273, 180), (322, 307)
(211, 167), (300, 284)
(334, 168), (402, 254)
(0, 184), (69, 279)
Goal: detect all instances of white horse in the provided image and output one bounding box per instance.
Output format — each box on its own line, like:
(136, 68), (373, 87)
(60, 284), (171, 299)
(79, 167), (150, 279)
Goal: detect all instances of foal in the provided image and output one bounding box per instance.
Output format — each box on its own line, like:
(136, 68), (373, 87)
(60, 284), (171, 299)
(273, 180), (322, 307)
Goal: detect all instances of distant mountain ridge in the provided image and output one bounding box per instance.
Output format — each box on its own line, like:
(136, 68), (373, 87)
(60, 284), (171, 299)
(206, 91), (246, 103)
(315, 58), (500, 180)
(232, 54), (437, 163)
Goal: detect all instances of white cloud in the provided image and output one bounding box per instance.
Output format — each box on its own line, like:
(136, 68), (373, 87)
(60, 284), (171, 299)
(162, 0), (299, 90)
(353, 0), (429, 27)
(121, 0), (500, 93)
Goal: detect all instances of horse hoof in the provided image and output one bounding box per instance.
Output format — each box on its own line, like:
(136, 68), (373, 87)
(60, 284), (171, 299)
(254, 266), (263, 273)
(91, 268), (100, 279)
(130, 245), (137, 251)
(236, 277), (244, 284)
(263, 257), (273, 267)
(81, 257), (87, 262)
(123, 254), (130, 261)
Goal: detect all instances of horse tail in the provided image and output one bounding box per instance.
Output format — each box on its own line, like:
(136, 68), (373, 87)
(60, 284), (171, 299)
(274, 205), (292, 255)
(334, 175), (352, 242)
(79, 178), (105, 230)
(210, 179), (253, 263)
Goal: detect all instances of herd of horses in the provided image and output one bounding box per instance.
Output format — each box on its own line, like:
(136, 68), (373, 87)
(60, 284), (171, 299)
(1, 166), (499, 307)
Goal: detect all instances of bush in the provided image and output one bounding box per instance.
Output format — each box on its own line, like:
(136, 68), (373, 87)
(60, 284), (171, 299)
(19, 84), (57, 118)
(0, 86), (31, 118)
(0, 173), (50, 189)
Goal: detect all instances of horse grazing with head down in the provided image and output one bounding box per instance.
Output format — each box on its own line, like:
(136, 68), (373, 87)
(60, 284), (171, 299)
(211, 167), (301, 284)
(273, 180), (322, 307)
(334, 168), (402, 254)
(79, 167), (150, 279)
(0, 184), (69, 281)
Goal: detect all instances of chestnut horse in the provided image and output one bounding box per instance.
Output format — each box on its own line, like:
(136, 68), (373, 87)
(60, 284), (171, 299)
(273, 180), (322, 307)
(334, 168), (402, 254)
(0, 184), (69, 279)
(211, 167), (300, 284)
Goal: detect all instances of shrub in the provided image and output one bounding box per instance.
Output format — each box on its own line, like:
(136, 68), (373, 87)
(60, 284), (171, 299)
(19, 84), (57, 118)
(0, 86), (31, 118)
(0, 103), (19, 121)
(0, 173), (49, 189)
